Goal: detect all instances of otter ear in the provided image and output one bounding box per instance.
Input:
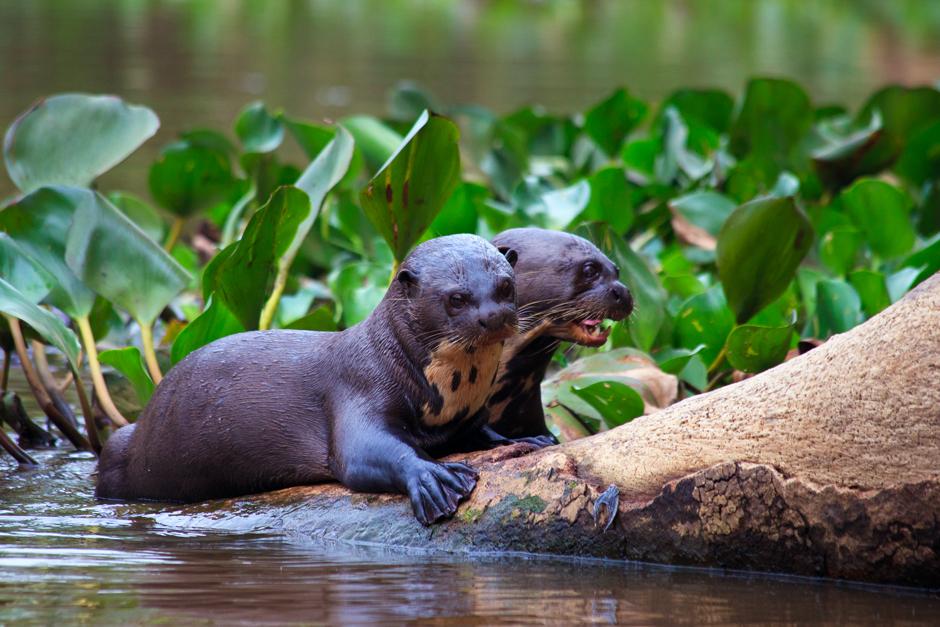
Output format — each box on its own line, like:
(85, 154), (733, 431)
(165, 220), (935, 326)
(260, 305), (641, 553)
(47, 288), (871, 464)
(497, 246), (518, 268)
(397, 268), (419, 298)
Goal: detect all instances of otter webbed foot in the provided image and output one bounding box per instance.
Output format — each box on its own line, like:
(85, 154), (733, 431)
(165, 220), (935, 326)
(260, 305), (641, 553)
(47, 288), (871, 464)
(472, 425), (557, 451)
(508, 434), (557, 449)
(405, 460), (478, 526)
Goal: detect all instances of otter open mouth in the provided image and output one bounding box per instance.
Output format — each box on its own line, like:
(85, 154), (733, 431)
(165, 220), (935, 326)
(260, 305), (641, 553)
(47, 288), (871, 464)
(566, 318), (611, 347)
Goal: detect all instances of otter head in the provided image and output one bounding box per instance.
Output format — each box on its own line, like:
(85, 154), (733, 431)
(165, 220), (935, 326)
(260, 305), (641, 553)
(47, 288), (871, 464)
(394, 234), (519, 351)
(491, 228), (632, 347)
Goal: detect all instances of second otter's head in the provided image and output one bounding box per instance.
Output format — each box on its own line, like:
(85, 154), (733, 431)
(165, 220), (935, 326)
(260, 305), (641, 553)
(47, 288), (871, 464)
(393, 234), (519, 350)
(490, 228), (632, 347)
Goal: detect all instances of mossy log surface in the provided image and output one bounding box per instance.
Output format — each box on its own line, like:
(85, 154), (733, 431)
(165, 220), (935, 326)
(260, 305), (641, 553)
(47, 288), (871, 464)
(166, 273), (940, 588)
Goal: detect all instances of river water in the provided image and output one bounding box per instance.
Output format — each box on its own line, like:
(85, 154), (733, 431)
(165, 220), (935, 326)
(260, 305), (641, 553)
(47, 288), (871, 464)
(1, 447), (939, 624)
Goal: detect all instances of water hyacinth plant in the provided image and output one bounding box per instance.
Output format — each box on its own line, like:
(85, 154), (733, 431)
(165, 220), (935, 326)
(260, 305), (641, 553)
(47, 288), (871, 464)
(1, 79), (939, 463)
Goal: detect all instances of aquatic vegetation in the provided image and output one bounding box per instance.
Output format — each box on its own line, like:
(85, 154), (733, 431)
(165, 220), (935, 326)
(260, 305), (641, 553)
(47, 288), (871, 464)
(1, 79), (939, 459)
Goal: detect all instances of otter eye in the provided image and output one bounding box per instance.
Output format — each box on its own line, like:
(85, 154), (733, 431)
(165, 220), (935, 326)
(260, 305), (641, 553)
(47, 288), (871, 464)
(582, 262), (600, 280)
(497, 278), (514, 300)
(449, 293), (468, 309)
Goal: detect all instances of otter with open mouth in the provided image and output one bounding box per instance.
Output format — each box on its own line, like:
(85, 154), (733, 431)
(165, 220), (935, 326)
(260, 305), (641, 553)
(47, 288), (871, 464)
(483, 228), (633, 442)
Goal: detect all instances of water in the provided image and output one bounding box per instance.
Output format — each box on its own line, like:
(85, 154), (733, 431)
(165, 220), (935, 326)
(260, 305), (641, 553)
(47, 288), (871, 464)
(0, 448), (938, 624)
(2, 0), (940, 198)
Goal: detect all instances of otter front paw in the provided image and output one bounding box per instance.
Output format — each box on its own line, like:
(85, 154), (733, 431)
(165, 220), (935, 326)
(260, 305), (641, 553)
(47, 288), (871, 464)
(510, 434), (557, 449)
(405, 461), (478, 526)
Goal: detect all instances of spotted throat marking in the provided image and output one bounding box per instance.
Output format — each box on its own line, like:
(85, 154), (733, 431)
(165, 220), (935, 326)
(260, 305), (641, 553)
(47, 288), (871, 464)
(421, 340), (503, 427)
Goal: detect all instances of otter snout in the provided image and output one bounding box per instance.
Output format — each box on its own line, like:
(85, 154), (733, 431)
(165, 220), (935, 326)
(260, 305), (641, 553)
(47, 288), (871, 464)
(477, 304), (518, 338)
(607, 281), (633, 319)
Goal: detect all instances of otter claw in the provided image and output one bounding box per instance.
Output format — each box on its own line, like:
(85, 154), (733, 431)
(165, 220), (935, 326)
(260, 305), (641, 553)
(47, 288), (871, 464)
(407, 461), (478, 526)
(511, 434), (557, 449)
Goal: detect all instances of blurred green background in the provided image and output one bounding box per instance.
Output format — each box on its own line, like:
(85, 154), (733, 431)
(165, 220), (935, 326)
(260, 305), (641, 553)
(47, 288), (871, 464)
(2, 0), (939, 197)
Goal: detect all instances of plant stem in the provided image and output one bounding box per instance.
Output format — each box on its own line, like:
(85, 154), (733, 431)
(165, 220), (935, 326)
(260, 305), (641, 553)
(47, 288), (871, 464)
(707, 343), (729, 376)
(71, 369), (101, 455)
(7, 317), (91, 450)
(164, 216), (185, 252)
(258, 267), (288, 331)
(1, 348), (9, 391)
(0, 427), (37, 466)
(138, 321), (163, 384)
(76, 316), (128, 428)
(31, 339), (80, 426)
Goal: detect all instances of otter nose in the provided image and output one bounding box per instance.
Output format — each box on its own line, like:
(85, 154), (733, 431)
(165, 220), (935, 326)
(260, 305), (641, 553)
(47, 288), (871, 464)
(608, 282), (633, 315)
(478, 307), (515, 332)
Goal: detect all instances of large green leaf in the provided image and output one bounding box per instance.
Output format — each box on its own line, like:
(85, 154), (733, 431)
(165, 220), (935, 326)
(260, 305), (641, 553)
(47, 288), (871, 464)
(341, 115), (404, 172)
(726, 322), (794, 374)
(816, 279), (863, 336)
(234, 101), (284, 153)
(855, 85), (940, 172)
(0, 186), (95, 318)
(360, 110), (461, 263)
(729, 78), (813, 170)
(64, 191), (190, 325)
(895, 120), (940, 187)
(541, 349), (668, 429)
(717, 195), (813, 323)
(148, 139), (233, 217)
(170, 295), (245, 364)
(662, 88), (735, 134)
(669, 190), (737, 237)
(0, 278), (81, 370)
(674, 286), (734, 366)
(571, 380), (644, 428)
(575, 167), (635, 234)
(328, 261), (388, 327)
(99, 347), (155, 404)
(583, 88), (648, 156)
(819, 226), (862, 276)
(576, 223), (667, 351)
(108, 192), (166, 243)
(202, 186), (312, 330)
(0, 233), (51, 304)
(840, 179), (915, 259)
(430, 182), (487, 237)
(848, 270), (891, 317)
(3, 94), (158, 193)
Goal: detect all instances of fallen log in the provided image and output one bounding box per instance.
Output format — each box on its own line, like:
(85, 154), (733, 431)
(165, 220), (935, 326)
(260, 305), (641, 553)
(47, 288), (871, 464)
(165, 272), (940, 587)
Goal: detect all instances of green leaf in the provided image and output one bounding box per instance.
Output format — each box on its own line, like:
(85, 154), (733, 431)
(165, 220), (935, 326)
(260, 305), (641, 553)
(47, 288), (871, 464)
(571, 380), (644, 428)
(717, 195), (813, 323)
(583, 88), (648, 156)
(654, 345), (705, 375)
(0, 233), (52, 304)
(816, 279), (863, 336)
(855, 85), (940, 172)
(107, 192), (166, 243)
(295, 126), (355, 219)
(99, 347), (155, 404)
(575, 167), (635, 233)
(148, 139), (233, 217)
(3, 93), (159, 193)
(430, 182), (487, 236)
(388, 81), (440, 122)
(0, 278), (81, 370)
(203, 186), (312, 330)
(669, 190), (736, 237)
(171, 295), (245, 364)
(341, 115), (404, 172)
(811, 111), (883, 186)
(662, 88), (735, 134)
(848, 270), (891, 317)
(575, 223), (667, 351)
(283, 306), (338, 332)
(235, 101), (284, 153)
(819, 226), (862, 276)
(895, 120), (940, 187)
(328, 261), (388, 327)
(541, 180), (590, 230)
(726, 322), (794, 374)
(64, 191), (190, 325)
(674, 286), (735, 366)
(902, 237), (940, 288)
(0, 186), (95, 318)
(730, 78), (813, 170)
(840, 179), (915, 259)
(360, 110), (461, 262)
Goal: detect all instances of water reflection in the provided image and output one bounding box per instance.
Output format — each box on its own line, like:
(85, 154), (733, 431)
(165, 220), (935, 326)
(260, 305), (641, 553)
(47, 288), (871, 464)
(1, 449), (939, 624)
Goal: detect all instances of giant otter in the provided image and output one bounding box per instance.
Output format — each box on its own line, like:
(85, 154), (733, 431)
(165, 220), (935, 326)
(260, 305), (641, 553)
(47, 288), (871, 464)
(485, 228), (633, 440)
(96, 234), (519, 525)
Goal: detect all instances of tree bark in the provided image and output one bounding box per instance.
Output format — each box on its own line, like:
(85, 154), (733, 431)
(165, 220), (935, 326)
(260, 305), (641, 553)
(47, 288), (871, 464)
(171, 273), (940, 587)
